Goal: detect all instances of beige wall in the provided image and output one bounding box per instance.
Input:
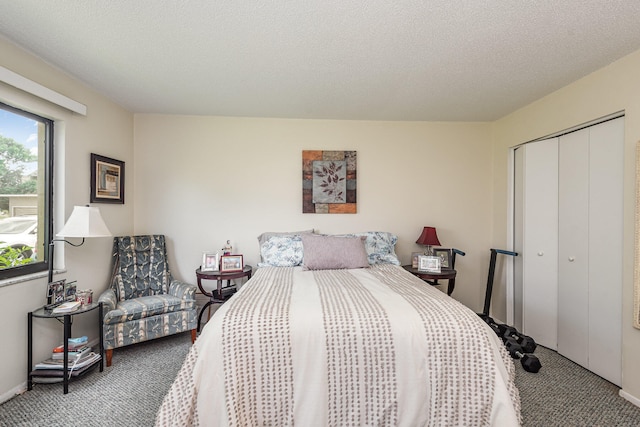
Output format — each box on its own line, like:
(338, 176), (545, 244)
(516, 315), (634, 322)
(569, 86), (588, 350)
(0, 37), (134, 402)
(491, 50), (640, 399)
(134, 115), (495, 311)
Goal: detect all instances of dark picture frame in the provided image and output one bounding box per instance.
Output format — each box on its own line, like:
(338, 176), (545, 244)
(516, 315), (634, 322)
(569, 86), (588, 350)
(90, 153), (125, 204)
(433, 248), (452, 269)
(64, 281), (77, 301)
(220, 255), (244, 272)
(302, 150), (357, 214)
(45, 279), (66, 308)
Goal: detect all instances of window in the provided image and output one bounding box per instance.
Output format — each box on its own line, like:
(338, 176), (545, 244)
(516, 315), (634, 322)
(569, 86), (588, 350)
(0, 102), (52, 279)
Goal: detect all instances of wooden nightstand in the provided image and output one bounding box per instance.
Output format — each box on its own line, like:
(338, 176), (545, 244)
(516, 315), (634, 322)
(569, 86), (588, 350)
(402, 265), (457, 296)
(195, 265), (253, 332)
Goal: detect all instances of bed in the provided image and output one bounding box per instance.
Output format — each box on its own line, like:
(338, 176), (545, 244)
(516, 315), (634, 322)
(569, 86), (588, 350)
(155, 233), (521, 426)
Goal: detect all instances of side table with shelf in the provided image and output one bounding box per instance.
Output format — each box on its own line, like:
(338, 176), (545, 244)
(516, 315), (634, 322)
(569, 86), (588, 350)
(195, 265), (252, 332)
(402, 265), (457, 296)
(28, 302), (104, 394)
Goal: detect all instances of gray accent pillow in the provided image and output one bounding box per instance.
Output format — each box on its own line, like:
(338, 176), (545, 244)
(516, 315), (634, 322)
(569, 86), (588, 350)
(301, 234), (370, 270)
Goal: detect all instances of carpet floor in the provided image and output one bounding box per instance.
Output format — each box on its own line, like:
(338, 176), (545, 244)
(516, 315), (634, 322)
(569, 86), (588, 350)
(2, 332), (640, 426)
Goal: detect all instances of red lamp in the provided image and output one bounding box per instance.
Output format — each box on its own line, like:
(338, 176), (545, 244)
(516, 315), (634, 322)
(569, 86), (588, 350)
(416, 226), (441, 255)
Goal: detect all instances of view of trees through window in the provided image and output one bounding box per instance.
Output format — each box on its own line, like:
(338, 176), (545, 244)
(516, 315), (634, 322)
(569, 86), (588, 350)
(0, 103), (51, 276)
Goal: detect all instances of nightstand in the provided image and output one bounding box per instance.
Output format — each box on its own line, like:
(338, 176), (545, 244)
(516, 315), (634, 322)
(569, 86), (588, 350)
(195, 265), (253, 332)
(28, 302), (104, 394)
(402, 265), (457, 296)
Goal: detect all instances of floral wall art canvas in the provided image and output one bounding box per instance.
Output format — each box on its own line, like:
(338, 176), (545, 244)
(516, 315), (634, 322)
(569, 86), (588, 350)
(303, 150), (357, 213)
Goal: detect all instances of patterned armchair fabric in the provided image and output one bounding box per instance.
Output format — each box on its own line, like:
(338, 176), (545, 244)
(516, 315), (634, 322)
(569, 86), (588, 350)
(98, 235), (197, 366)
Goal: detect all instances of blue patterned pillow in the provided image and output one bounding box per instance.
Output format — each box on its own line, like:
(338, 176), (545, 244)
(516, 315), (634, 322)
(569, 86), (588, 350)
(346, 231), (401, 265)
(258, 235), (304, 267)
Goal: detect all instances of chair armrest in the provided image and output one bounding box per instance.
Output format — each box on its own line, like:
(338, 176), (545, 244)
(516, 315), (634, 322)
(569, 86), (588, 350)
(169, 280), (196, 301)
(98, 289), (117, 313)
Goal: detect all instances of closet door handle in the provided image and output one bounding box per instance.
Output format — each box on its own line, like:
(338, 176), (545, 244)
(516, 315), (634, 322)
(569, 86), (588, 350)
(537, 251), (544, 256)
(568, 257), (575, 262)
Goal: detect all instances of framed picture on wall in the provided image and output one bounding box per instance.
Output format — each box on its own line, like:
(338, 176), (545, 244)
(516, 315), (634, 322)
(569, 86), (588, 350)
(90, 153), (125, 204)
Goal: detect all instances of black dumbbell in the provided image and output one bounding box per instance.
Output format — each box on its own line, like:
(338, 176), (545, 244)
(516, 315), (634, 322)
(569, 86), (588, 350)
(478, 315), (505, 338)
(501, 325), (537, 354)
(504, 339), (542, 373)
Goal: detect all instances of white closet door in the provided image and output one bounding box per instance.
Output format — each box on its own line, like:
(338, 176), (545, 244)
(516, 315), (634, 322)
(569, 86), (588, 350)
(521, 139), (559, 349)
(587, 117), (623, 386)
(558, 128), (590, 369)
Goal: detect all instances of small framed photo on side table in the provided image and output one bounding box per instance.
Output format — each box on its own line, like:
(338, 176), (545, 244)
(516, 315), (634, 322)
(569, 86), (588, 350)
(201, 252), (220, 272)
(433, 248), (452, 269)
(220, 255), (244, 272)
(46, 279), (66, 308)
(411, 252), (423, 269)
(418, 255), (441, 273)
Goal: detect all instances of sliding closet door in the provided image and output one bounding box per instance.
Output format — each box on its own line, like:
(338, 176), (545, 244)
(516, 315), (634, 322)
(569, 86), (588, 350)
(558, 128), (590, 368)
(519, 139), (559, 349)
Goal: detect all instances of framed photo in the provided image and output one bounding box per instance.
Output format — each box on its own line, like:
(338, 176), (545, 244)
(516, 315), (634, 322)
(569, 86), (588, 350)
(411, 252), (423, 269)
(201, 252), (220, 272)
(90, 153), (125, 204)
(433, 248), (452, 269)
(45, 279), (66, 307)
(64, 281), (77, 301)
(220, 254), (244, 272)
(418, 255), (440, 273)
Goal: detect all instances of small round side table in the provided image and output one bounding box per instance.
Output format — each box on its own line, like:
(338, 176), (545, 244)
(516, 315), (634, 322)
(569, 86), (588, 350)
(195, 265), (252, 331)
(402, 265), (457, 296)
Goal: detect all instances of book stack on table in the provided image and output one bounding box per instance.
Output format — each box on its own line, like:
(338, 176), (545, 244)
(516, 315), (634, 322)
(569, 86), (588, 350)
(50, 300), (82, 314)
(31, 336), (101, 383)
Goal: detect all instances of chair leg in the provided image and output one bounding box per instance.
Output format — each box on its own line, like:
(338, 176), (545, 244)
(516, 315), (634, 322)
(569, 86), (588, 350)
(191, 329), (197, 343)
(106, 349), (113, 367)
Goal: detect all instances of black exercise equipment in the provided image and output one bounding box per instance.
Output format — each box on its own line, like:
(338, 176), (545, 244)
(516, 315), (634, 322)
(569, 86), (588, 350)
(501, 325), (537, 354)
(476, 249), (542, 373)
(504, 339), (542, 373)
(480, 249), (518, 318)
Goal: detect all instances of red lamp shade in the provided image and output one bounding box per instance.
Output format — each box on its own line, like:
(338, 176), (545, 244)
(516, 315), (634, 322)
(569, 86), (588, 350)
(416, 226), (441, 246)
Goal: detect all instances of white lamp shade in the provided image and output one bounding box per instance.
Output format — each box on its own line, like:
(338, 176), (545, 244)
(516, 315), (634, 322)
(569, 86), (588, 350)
(56, 206), (112, 238)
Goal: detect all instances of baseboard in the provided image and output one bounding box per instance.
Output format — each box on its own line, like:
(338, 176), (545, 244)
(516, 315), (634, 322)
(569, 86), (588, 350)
(620, 389), (640, 408)
(0, 382), (26, 405)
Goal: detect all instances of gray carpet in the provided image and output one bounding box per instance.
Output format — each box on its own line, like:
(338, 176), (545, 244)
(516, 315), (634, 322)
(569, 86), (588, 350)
(2, 333), (640, 426)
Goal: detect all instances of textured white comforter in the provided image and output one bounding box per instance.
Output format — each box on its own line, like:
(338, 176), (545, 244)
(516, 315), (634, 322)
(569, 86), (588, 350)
(156, 265), (521, 426)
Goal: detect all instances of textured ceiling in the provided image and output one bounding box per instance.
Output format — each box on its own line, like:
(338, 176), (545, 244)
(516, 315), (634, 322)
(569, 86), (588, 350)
(2, 1), (640, 121)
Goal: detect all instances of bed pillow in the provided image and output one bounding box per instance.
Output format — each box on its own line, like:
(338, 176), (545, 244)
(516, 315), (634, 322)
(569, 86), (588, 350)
(257, 229), (315, 248)
(258, 235), (304, 267)
(301, 234), (369, 270)
(336, 231), (401, 265)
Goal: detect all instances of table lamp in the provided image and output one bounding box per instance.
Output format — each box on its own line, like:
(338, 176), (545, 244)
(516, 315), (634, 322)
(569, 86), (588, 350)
(48, 205), (112, 283)
(416, 226), (441, 256)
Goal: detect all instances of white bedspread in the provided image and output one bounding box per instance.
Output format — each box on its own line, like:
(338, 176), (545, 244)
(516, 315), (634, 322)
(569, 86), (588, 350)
(156, 265), (521, 426)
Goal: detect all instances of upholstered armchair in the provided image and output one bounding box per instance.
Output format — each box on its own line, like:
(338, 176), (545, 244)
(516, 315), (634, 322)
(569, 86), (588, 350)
(98, 235), (197, 366)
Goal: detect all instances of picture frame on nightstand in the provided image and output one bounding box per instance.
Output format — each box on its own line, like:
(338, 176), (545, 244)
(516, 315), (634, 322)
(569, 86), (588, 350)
(220, 255), (244, 272)
(45, 279), (66, 308)
(201, 252), (220, 272)
(433, 248), (452, 269)
(418, 255), (440, 273)
(411, 252), (422, 269)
